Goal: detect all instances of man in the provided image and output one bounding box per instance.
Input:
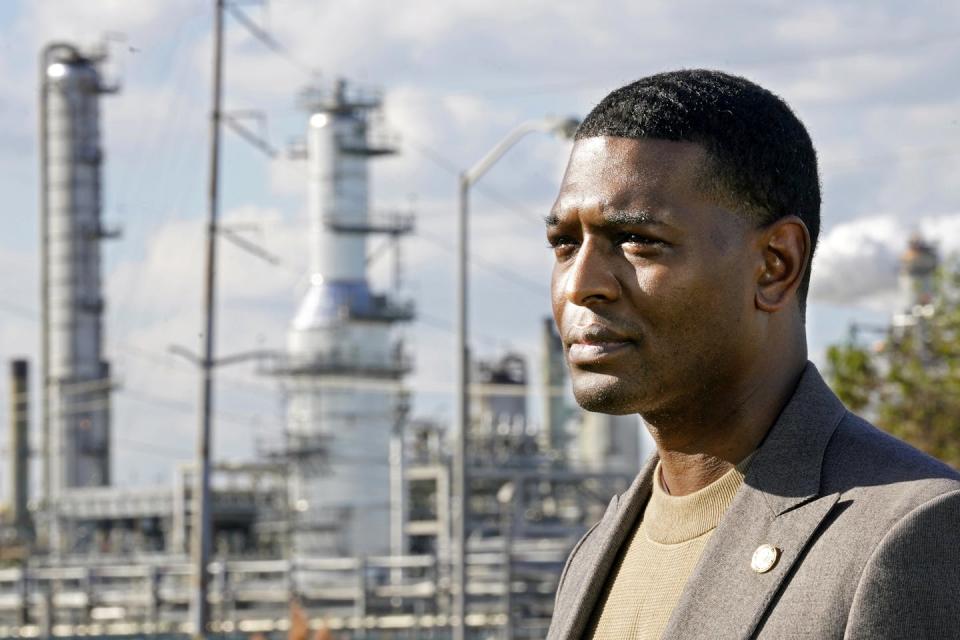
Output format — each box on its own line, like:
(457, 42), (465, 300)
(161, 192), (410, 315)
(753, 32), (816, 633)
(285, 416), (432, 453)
(544, 70), (960, 640)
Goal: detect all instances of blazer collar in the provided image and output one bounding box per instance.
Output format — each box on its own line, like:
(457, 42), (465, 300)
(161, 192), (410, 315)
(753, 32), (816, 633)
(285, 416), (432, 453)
(746, 362), (847, 516)
(661, 362), (847, 639)
(555, 362), (847, 640)
(553, 453), (659, 640)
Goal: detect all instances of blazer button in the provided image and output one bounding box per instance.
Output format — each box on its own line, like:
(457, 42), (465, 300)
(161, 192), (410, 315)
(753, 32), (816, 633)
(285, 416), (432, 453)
(751, 544), (781, 573)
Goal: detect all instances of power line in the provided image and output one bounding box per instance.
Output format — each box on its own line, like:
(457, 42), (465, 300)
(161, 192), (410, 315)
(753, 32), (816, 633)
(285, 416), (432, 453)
(115, 437), (194, 460)
(0, 437), (193, 461)
(226, 3), (318, 78)
(417, 229), (546, 296)
(113, 332), (544, 400)
(405, 138), (547, 226)
(824, 142), (960, 174)
(0, 301), (37, 321)
(734, 30), (960, 71)
(109, 17), (210, 324)
(433, 30), (960, 100)
(115, 344), (556, 398)
(246, 158), (551, 298)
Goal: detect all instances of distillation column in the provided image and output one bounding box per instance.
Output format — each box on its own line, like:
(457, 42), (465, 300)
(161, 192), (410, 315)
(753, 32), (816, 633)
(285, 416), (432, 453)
(281, 80), (413, 557)
(40, 43), (117, 509)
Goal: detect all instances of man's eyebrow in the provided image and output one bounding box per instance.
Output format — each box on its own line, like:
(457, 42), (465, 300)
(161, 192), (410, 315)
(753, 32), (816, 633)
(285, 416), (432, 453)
(600, 210), (666, 227)
(543, 209), (669, 229)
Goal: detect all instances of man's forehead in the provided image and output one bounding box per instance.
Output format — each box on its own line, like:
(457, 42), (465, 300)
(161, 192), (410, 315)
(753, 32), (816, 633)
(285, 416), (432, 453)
(560, 136), (709, 184)
(552, 137), (709, 220)
(549, 190), (666, 222)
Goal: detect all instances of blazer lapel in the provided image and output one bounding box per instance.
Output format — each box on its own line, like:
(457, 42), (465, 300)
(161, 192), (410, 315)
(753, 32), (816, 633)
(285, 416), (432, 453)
(659, 482), (839, 639)
(551, 454), (659, 640)
(661, 363), (848, 640)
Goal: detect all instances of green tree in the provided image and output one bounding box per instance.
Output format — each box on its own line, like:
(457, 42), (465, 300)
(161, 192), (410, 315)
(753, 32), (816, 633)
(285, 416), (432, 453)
(826, 259), (960, 469)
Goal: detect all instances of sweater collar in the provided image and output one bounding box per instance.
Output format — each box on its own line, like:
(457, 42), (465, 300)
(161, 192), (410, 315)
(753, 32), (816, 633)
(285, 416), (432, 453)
(644, 454), (753, 544)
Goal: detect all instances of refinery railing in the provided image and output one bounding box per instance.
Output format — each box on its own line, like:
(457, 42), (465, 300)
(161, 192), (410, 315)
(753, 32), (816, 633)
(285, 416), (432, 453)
(268, 351), (414, 379)
(0, 543), (569, 638)
(323, 212), (415, 235)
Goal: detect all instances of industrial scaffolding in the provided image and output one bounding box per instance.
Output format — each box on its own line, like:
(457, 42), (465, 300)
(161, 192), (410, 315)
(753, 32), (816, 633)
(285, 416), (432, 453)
(2, 26), (646, 639)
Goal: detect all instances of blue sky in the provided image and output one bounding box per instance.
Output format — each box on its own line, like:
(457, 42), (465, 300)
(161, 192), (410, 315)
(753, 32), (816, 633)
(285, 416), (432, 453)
(1, 1), (959, 489)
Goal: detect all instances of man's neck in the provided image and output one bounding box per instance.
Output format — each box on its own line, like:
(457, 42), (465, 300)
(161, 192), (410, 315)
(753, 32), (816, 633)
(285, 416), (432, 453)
(646, 355), (807, 497)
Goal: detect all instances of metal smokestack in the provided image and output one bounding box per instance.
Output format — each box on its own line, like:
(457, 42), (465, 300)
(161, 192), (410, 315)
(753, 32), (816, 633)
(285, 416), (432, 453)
(540, 318), (567, 454)
(899, 234), (938, 309)
(8, 360), (31, 538)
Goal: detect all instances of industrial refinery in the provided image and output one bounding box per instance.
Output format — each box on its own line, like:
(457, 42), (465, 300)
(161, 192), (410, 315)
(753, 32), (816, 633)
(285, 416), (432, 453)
(2, 2), (959, 638)
(0, 40), (646, 639)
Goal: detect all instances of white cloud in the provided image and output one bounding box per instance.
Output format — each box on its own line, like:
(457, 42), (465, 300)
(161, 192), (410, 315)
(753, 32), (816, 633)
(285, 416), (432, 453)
(108, 205), (305, 329)
(920, 213), (960, 256)
(19, 1), (200, 51)
(104, 205), (307, 482)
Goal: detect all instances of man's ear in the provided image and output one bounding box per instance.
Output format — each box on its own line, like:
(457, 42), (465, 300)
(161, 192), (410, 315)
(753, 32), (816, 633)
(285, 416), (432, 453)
(755, 215), (810, 313)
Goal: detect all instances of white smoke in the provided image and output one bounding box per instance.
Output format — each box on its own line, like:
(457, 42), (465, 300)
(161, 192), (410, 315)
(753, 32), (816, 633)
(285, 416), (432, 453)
(810, 212), (960, 307)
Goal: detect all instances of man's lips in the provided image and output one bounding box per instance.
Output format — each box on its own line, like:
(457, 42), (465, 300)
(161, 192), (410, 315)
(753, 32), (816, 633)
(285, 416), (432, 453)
(567, 341), (633, 364)
(564, 324), (636, 365)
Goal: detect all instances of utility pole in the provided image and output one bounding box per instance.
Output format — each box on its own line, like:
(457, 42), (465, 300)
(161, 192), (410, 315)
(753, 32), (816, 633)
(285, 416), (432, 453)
(191, 0), (224, 637)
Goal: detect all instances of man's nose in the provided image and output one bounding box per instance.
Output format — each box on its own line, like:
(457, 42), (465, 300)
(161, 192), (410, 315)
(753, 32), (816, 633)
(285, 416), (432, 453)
(562, 239), (620, 306)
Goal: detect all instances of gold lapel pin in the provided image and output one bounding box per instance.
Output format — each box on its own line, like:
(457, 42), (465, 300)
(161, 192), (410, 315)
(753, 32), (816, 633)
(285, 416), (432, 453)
(751, 544), (781, 573)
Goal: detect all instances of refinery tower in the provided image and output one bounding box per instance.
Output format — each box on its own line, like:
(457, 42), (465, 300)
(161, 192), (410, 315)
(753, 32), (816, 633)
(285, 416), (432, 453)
(39, 43), (117, 510)
(275, 80), (413, 557)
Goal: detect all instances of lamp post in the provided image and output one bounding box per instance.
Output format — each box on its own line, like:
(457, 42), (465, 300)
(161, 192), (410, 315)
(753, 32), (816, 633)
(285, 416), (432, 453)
(452, 116), (579, 640)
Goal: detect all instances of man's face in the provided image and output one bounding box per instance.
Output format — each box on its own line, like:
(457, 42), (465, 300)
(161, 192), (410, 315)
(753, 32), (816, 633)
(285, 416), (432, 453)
(548, 137), (762, 417)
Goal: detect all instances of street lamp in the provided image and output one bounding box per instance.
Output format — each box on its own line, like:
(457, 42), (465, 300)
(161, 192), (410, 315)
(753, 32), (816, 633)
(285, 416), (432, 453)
(452, 116), (579, 640)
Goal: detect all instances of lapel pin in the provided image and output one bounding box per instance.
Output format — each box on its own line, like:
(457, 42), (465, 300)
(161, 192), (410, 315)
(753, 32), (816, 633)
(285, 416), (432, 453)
(751, 544), (781, 573)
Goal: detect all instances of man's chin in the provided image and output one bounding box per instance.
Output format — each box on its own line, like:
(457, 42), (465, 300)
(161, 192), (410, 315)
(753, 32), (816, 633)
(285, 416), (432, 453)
(571, 373), (641, 415)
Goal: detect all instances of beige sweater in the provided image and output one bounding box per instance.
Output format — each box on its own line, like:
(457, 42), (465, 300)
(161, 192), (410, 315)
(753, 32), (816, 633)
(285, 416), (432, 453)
(586, 459), (750, 639)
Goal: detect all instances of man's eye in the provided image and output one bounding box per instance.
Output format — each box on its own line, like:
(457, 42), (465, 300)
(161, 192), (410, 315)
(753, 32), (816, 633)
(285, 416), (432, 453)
(547, 236), (578, 258)
(547, 236), (577, 249)
(618, 233), (665, 248)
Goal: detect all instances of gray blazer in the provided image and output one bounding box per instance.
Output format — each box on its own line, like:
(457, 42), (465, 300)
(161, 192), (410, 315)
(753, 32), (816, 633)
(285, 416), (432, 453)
(547, 364), (960, 639)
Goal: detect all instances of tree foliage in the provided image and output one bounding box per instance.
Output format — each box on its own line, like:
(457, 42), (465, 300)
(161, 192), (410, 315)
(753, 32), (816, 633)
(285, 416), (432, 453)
(826, 260), (960, 469)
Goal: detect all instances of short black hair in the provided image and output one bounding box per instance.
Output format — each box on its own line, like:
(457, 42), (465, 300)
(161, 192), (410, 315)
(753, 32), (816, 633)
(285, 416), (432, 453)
(576, 69), (820, 311)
